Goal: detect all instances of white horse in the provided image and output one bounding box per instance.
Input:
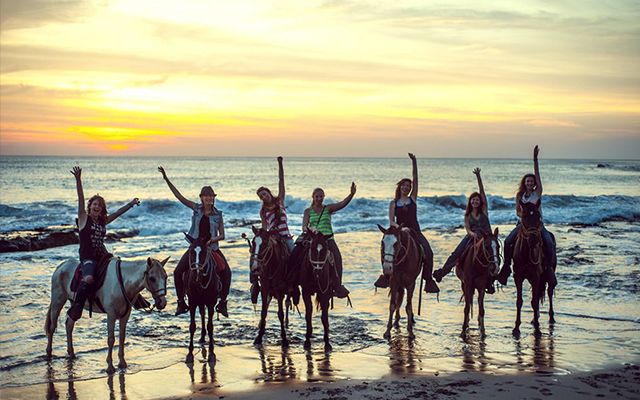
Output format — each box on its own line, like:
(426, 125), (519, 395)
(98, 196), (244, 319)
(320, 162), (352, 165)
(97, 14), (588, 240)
(45, 257), (169, 373)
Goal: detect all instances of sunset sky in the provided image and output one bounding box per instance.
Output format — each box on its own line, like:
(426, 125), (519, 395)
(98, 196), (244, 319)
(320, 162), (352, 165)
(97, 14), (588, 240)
(1, 0), (638, 158)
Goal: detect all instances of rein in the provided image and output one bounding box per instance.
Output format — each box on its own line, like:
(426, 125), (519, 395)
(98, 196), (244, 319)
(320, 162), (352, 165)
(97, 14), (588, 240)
(188, 245), (216, 290)
(518, 225), (543, 265)
(308, 241), (333, 295)
(116, 258), (160, 316)
(471, 236), (500, 269)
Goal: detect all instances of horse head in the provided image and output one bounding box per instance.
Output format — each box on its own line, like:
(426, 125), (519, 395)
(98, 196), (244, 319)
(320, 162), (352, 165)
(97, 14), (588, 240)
(521, 202), (542, 231)
(481, 227), (501, 277)
(306, 230), (332, 284)
(377, 224), (405, 276)
(249, 226), (274, 276)
(145, 256), (169, 310)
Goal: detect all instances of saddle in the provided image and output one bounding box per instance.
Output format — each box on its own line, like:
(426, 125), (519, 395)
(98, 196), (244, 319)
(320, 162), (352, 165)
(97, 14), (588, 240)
(71, 253), (112, 293)
(456, 236), (484, 271)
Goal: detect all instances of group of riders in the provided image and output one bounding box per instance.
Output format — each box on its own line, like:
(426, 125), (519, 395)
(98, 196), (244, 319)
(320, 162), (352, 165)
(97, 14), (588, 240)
(66, 145), (557, 324)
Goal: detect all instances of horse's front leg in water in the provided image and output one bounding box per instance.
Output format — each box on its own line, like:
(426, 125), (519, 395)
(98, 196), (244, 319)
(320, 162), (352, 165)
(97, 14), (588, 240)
(321, 297), (331, 352)
(405, 284), (415, 339)
(206, 304), (216, 364)
(118, 311), (131, 369)
(478, 287), (486, 338)
(186, 307), (196, 363)
(384, 289), (395, 339)
(303, 293), (313, 350)
(106, 316), (116, 373)
(394, 288), (404, 329)
(513, 279), (523, 337)
(65, 316), (76, 358)
(254, 292), (270, 345)
(277, 295), (289, 348)
(199, 304), (206, 344)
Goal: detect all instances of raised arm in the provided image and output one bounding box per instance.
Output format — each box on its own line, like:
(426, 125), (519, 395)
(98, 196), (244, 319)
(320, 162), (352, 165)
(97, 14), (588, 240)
(106, 198), (140, 225)
(409, 153), (418, 201)
(277, 156), (285, 205)
(533, 145), (543, 196)
(327, 182), (357, 213)
(158, 166), (197, 209)
(71, 166), (87, 229)
(473, 167), (488, 214)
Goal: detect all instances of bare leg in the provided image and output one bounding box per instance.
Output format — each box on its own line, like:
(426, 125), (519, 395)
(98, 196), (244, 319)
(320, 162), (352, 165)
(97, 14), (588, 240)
(206, 305), (216, 364)
(303, 293), (313, 350)
(513, 278), (523, 337)
(406, 284), (415, 339)
(321, 297), (331, 351)
(186, 306), (196, 363)
(106, 316), (116, 374)
(65, 316), (76, 358)
(277, 295), (289, 348)
(254, 292), (271, 345)
(117, 310), (130, 369)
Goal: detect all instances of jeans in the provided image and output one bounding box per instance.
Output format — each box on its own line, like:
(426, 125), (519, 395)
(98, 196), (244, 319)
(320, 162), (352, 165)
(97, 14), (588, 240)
(503, 222), (556, 269)
(440, 235), (472, 275)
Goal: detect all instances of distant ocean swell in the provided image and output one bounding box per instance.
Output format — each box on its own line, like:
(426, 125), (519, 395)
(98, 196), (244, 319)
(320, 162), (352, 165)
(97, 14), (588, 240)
(1, 195), (638, 236)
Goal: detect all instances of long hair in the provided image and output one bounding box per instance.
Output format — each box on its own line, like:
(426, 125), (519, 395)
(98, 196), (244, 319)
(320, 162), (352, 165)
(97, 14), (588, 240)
(257, 186), (280, 220)
(516, 173), (536, 200)
(311, 187), (324, 207)
(465, 192), (483, 216)
(86, 194), (107, 224)
(395, 178), (412, 201)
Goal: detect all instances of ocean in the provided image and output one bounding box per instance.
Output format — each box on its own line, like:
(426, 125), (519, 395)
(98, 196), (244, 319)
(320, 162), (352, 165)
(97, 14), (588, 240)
(0, 156), (639, 392)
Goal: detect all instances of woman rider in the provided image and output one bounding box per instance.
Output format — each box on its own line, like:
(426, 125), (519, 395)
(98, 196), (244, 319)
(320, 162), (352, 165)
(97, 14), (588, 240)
(497, 145), (556, 286)
(67, 166), (140, 322)
(251, 156), (295, 303)
(374, 153), (439, 293)
(301, 183), (356, 298)
(158, 166), (232, 317)
(432, 168), (496, 293)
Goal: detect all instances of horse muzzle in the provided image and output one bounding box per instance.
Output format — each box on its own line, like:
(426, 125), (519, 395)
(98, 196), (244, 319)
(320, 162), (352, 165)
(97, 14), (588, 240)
(382, 261), (394, 275)
(154, 295), (167, 310)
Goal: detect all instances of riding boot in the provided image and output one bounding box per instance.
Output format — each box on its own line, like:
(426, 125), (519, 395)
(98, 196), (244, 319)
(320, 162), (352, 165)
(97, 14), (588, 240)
(175, 299), (189, 316)
(67, 281), (91, 321)
(250, 282), (260, 304)
(546, 266), (557, 287)
(288, 285), (301, 306)
(422, 262), (440, 293)
(216, 300), (228, 318)
(497, 263), (511, 286)
(133, 295), (151, 310)
(485, 280), (496, 294)
(374, 274), (390, 288)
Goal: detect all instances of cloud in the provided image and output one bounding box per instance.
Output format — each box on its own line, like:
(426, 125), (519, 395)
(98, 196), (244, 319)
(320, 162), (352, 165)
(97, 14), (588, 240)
(0, 0), (105, 31)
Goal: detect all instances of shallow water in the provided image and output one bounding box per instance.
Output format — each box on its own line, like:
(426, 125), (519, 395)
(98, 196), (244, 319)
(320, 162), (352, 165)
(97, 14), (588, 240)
(0, 157), (639, 393)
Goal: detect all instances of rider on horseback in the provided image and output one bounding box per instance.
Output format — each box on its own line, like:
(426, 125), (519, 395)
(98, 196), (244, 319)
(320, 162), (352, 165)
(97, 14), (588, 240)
(298, 184), (356, 299)
(374, 153), (439, 293)
(67, 166), (140, 322)
(158, 167), (232, 317)
(432, 168), (497, 294)
(252, 156), (295, 304)
(497, 145), (557, 286)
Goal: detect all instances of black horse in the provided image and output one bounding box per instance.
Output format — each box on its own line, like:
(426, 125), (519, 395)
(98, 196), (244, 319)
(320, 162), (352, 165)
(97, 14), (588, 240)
(299, 231), (336, 351)
(247, 227), (291, 347)
(512, 203), (556, 336)
(183, 234), (219, 364)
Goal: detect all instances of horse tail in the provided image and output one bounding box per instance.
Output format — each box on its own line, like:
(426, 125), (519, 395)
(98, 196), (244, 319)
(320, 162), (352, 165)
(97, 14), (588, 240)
(540, 279), (547, 306)
(44, 304), (52, 335)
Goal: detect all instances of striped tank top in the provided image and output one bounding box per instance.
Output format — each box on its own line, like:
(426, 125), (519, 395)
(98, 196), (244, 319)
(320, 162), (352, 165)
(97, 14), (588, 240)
(263, 205), (292, 238)
(308, 206), (333, 237)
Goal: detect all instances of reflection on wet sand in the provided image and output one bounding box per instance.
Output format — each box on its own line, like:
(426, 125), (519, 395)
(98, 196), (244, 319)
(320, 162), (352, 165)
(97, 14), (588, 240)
(46, 359), (79, 400)
(305, 350), (335, 382)
(461, 333), (489, 372)
(388, 335), (419, 374)
(515, 323), (556, 374)
(256, 345), (295, 383)
(186, 346), (219, 394)
(107, 372), (126, 400)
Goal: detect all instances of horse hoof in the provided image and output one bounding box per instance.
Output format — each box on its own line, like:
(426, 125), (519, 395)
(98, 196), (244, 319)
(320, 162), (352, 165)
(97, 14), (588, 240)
(512, 328), (520, 338)
(393, 321), (400, 329)
(199, 337), (206, 344)
(303, 341), (311, 350)
(185, 354), (194, 364)
(324, 343), (333, 352)
(253, 337), (263, 346)
(106, 365), (116, 374)
(118, 361), (127, 369)
(383, 331), (391, 340)
(408, 332), (415, 340)
(549, 316), (556, 324)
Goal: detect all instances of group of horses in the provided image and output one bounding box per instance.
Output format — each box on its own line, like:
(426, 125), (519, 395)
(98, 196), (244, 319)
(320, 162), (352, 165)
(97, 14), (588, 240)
(44, 203), (556, 373)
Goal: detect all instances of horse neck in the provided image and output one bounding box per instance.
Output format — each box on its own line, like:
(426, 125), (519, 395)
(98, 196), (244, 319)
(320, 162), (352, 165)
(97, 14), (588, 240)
(118, 260), (146, 297)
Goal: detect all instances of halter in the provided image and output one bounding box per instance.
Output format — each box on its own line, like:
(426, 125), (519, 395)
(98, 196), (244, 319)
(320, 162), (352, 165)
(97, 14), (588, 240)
(252, 233), (288, 283)
(471, 235), (501, 269)
(307, 238), (334, 295)
(518, 224), (543, 266)
(116, 258), (166, 316)
(188, 244), (216, 290)
(382, 229), (414, 267)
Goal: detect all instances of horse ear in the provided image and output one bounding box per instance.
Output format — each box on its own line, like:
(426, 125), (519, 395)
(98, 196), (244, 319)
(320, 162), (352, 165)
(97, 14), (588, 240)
(147, 257), (152, 267)
(160, 256), (170, 266)
(251, 225), (258, 234)
(494, 227), (499, 236)
(377, 224), (386, 234)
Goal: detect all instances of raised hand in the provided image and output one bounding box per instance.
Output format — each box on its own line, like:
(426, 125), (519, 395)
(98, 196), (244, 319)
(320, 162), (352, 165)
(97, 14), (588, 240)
(534, 145), (540, 159)
(158, 166), (167, 180)
(350, 182), (357, 195)
(277, 156), (283, 163)
(473, 167), (481, 176)
(408, 153), (416, 161)
(70, 166), (82, 179)
(130, 198), (140, 207)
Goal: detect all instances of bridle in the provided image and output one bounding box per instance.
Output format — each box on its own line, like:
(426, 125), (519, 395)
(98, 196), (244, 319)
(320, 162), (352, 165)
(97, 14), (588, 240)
(307, 235), (333, 294)
(381, 229), (414, 268)
(188, 242), (216, 290)
(252, 233), (284, 280)
(471, 235), (501, 270)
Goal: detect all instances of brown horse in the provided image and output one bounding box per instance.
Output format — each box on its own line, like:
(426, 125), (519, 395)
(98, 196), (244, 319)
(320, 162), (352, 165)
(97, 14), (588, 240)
(378, 225), (421, 340)
(183, 234), (219, 364)
(456, 228), (500, 337)
(299, 230), (335, 351)
(247, 227), (290, 347)
(512, 202), (555, 336)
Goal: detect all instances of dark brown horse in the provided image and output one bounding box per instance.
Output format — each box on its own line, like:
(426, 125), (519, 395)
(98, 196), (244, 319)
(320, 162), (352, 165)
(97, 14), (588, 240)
(299, 230), (335, 351)
(456, 228), (500, 337)
(512, 203), (555, 336)
(247, 227), (290, 347)
(183, 234), (219, 364)
(378, 225), (421, 340)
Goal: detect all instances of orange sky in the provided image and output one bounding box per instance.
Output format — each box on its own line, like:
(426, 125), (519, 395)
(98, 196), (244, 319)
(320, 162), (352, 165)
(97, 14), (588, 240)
(1, 0), (639, 158)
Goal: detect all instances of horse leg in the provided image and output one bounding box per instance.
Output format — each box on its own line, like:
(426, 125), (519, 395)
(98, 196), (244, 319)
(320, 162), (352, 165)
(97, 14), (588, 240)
(394, 288), (404, 328)
(513, 278), (523, 337)
(478, 286), (486, 338)
(117, 311), (131, 369)
(548, 280), (556, 324)
(277, 295), (289, 348)
(186, 306), (196, 364)
(303, 293), (313, 350)
(254, 293), (271, 345)
(45, 282), (67, 358)
(206, 304), (216, 364)
(384, 288), (395, 339)
(64, 316), (76, 358)
(199, 304), (206, 344)
(461, 284), (472, 337)
(531, 277), (541, 335)
(106, 316), (116, 374)
(321, 297), (331, 351)
(405, 284), (415, 339)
